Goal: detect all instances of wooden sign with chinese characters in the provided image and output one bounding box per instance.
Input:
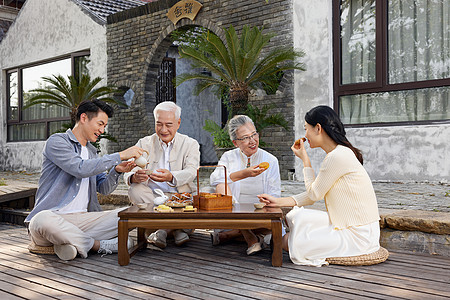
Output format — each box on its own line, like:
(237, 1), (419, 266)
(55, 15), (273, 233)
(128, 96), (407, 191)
(167, 0), (203, 25)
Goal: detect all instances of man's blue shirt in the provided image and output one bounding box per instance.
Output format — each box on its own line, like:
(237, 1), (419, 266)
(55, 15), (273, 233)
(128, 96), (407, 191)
(25, 129), (122, 223)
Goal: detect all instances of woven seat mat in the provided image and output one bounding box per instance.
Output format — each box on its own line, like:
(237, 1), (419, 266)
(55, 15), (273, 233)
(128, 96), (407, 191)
(326, 247), (389, 266)
(28, 242), (55, 255)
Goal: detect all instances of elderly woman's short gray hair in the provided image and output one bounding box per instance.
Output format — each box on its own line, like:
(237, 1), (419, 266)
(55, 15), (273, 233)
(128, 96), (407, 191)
(227, 115), (255, 140)
(153, 101), (181, 120)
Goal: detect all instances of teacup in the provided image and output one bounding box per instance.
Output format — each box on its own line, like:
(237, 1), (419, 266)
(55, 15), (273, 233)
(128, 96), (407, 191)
(254, 202), (265, 209)
(134, 150), (149, 168)
(134, 155), (147, 168)
(137, 203), (147, 210)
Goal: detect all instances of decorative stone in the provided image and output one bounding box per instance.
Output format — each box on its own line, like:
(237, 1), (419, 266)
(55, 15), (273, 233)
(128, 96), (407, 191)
(380, 228), (450, 256)
(381, 209), (450, 235)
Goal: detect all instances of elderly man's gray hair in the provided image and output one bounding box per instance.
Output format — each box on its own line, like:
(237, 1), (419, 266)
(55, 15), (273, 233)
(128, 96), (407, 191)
(153, 101), (181, 120)
(228, 115), (255, 140)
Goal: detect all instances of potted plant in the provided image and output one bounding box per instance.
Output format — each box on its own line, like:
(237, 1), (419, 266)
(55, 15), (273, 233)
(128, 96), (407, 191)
(174, 25), (306, 116)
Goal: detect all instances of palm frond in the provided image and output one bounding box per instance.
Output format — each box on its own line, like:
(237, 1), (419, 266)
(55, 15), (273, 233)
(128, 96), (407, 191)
(248, 48), (306, 84)
(225, 25), (240, 79)
(237, 26), (273, 82)
(179, 47), (230, 82)
(193, 79), (228, 96)
(175, 73), (217, 86)
(46, 75), (75, 104)
(24, 91), (71, 110)
(24, 99), (70, 110)
(205, 31), (234, 78)
(175, 73), (227, 95)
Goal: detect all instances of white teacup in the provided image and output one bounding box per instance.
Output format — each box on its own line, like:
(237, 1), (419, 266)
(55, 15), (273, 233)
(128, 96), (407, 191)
(254, 202), (265, 209)
(134, 155), (147, 168)
(137, 203), (147, 210)
(134, 150), (149, 168)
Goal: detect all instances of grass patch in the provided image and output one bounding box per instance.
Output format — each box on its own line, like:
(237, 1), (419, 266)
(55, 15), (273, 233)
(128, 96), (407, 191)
(0, 178), (7, 186)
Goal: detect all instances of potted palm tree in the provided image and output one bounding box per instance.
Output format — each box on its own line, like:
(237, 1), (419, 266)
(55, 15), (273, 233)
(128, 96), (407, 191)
(173, 25), (305, 154)
(23, 74), (126, 150)
(175, 25), (305, 116)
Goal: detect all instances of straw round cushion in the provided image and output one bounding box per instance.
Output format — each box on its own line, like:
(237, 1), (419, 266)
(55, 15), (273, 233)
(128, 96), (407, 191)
(28, 242), (55, 255)
(326, 247), (389, 266)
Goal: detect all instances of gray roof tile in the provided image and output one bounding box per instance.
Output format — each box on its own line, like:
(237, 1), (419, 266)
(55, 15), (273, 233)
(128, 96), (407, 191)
(75, 0), (151, 23)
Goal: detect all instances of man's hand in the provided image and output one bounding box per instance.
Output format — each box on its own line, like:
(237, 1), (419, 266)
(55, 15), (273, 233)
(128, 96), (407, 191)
(115, 161), (136, 173)
(119, 146), (145, 161)
(131, 169), (149, 184)
(149, 169), (173, 183)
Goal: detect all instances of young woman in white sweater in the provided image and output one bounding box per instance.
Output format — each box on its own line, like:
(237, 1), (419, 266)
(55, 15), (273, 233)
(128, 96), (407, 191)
(258, 105), (380, 266)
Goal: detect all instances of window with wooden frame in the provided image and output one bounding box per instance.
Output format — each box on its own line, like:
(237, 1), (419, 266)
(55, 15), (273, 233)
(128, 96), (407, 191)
(333, 0), (450, 126)
(6, 51), (90, 142)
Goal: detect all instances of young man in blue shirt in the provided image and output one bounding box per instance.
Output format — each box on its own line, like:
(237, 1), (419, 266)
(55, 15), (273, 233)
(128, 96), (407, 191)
(26, 100), (144, 261)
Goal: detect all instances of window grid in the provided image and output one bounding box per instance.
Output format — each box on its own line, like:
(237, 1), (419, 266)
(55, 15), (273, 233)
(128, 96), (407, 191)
(333, 0), (450, 126)
(6, 51), (90, 142)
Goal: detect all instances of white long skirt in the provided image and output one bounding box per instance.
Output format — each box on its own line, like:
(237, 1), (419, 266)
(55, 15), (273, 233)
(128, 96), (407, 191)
(286, 207), (380, 267)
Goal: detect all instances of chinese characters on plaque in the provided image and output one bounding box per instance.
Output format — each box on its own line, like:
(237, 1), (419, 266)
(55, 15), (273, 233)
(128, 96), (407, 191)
(167, 0), (203, 25)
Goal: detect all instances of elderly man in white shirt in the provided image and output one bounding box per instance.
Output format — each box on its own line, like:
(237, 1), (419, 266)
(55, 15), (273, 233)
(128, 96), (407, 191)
(210, 115), (281, 255)
(124, 101), (200, 248)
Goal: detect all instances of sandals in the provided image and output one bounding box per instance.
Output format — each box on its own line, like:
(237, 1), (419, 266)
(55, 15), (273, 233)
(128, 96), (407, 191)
(246, 236), (263, 255)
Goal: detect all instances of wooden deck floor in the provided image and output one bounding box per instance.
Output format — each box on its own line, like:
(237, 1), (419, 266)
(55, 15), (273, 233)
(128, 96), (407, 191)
(1, 223), (449, 300)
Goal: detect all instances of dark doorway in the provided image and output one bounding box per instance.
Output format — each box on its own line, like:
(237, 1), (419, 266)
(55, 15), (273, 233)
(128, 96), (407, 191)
(156, 57), (176, 104)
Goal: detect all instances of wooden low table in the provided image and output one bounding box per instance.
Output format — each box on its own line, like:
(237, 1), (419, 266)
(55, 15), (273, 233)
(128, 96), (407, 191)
(118, 203), (284, 267)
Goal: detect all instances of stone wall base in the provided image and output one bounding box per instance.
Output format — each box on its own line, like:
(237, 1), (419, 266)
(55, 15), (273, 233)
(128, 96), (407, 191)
(380, 228), (449, 257)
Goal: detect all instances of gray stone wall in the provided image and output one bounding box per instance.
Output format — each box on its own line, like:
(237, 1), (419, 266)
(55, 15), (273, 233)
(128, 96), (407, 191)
(106, 0), (295, 179)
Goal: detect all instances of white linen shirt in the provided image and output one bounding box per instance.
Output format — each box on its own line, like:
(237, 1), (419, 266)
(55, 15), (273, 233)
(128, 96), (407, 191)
(124, 132), (200, 194)
(210, 148), (281, 203)
(147, 139), (177, 193)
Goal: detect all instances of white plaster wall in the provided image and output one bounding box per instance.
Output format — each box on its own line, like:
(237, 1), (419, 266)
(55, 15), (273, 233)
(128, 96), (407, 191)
(0, 0), (106, 171)
(348, 126), (449, 182)
(293, 0), (332, 174)
(293, 0), (450, 182)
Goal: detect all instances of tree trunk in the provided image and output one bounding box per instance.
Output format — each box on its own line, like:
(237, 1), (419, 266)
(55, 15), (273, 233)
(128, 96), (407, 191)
(70, 108), (77, 128)
(229, 86), (248, 116)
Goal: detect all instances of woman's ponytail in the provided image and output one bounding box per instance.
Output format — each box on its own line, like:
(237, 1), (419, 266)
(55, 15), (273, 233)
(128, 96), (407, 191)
(305, 106), (363, 165)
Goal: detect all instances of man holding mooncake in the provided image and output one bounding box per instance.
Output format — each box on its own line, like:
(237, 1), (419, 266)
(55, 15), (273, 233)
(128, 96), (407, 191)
(209, 115), (281, 255)
(124, 101), (200, 248)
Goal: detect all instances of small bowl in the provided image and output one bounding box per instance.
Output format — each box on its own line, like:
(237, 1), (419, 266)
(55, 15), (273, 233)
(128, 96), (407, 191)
(137, 203), (147, 210)
(254, 202), (265, 209)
